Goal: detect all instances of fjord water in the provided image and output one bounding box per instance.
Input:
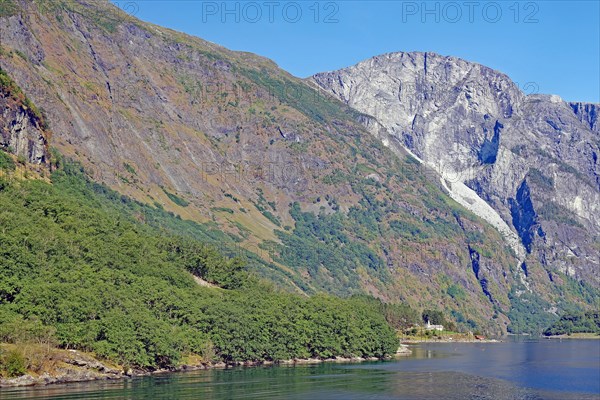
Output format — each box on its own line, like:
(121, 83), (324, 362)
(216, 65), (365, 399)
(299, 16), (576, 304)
(3, 341), (599, 400)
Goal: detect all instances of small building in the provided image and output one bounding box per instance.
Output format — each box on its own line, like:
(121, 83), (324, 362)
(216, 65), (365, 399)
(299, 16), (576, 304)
(425, 319), (444, 331)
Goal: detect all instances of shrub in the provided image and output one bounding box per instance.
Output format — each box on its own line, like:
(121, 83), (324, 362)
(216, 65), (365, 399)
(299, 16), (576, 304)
(0, 150), (15, 171)
(2, 349), (27, 377)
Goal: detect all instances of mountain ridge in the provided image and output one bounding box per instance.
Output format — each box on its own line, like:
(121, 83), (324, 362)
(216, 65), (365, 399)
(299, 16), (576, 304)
(311, 51), (600, 289)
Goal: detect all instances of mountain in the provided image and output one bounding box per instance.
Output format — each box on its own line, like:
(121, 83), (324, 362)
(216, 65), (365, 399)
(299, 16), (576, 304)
(312, 52), (600, 287)
(1, 0), (597, 335)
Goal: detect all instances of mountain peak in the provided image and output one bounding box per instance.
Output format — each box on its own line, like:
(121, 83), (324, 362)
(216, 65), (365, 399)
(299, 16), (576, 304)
(312, 53), (600, 288)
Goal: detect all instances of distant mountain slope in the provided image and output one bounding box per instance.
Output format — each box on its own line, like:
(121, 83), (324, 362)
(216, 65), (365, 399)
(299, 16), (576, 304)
(1, 0), (596, 334)
(312, 52), (600, 289)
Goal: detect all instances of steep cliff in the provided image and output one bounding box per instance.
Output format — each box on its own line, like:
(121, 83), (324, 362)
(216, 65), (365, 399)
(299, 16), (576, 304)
(0, 67), (48, 164)
(312, 52), (600, 291)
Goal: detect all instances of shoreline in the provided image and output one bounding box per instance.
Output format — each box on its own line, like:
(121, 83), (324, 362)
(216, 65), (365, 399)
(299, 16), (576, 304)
(0, 351), (400, 389)
(543, 333), (600, 340)
(5, 338), (597, 389)
(400, 338), (501, 344)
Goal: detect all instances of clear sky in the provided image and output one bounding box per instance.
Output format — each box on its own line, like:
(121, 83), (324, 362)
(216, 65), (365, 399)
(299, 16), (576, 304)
(114, 1), (599, 103)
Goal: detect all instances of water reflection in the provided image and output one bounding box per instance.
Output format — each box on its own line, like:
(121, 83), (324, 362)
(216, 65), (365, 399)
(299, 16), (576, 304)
(2, 341), (599, 400)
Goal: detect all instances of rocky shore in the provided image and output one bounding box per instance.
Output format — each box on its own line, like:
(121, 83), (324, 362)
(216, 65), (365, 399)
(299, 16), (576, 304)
(0, 350), (400, 388)
(0, 349), (123, 388)
(401, 338), (501, 344)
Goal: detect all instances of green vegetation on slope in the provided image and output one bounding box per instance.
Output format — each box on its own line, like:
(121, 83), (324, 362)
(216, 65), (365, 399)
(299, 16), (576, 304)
(0, 0), (19, 18)
(507, 276), (600, 335)
(272, 202), (388, 295)
(0, 67), (49, 130)
(0, 156), (399, 371)
(0, 151), (15, 171)
(544, 312), (600, 336)
(46, 154), (309, 292)
(506, 290), (555, 335)
(241, 67), (363, 124)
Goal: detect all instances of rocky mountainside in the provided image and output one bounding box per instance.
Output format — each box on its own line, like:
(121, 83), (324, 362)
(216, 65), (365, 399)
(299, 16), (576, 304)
(312, 52), (600, 289)
(1, 1), (597, 334)
(0, 67), (48, 164)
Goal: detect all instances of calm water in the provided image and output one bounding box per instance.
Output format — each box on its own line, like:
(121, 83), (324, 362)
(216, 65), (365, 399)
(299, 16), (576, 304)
(2, 340), (599, 400)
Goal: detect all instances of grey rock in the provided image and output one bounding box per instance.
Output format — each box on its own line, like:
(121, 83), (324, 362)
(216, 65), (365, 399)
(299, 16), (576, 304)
(0, 95), (48, 164)
(312, 51), (600, 285)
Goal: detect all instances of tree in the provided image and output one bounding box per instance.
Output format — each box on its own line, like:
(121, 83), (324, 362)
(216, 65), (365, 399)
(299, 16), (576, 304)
(422, 309), (446, 326)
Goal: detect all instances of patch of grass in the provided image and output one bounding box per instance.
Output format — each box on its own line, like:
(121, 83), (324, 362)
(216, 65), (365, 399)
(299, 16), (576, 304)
(241, 67), (362, 124)
(231, 221), (251, 239)
(322, 170), (348, 185)
(124, 163), (137, 176)
(356, 164), (377, 175)
(211, 207), (234, 214)
(537, 201), (583, 228)
(289, 141), (308, 153)
(447, 284), (466, 301)
(389, 219), (429, 240)
(162, 188), (190, 207)
(13, 50), (29, 62)
(0, 0), (19, 17)
(0, 67), (48, 129)
(0, 150), (16, 171)
(528, 168), (553, 190)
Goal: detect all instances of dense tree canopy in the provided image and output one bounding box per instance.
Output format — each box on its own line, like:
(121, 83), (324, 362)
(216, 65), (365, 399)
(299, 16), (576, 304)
(544, 312), (600, 336)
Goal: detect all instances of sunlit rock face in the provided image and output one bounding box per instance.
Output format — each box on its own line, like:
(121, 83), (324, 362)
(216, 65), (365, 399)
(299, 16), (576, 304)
(0, 87), (48, 164)
(313, 52), (600, 285)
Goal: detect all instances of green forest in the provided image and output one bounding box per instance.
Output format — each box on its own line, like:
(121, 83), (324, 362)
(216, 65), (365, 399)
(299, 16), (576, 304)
(0, 154), (401, 372)
(543, 312), (600, 336)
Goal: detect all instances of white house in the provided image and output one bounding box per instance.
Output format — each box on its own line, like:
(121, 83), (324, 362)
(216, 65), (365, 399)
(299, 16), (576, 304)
(425, 319), (444, 331)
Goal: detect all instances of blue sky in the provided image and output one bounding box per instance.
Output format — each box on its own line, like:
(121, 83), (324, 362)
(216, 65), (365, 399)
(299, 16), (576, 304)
(116, 1), (599, 103)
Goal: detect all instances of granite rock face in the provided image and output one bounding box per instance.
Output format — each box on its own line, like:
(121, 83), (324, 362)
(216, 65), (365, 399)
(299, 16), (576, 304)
(0, 88), (48, 164)
(312, 52), (600, 285)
